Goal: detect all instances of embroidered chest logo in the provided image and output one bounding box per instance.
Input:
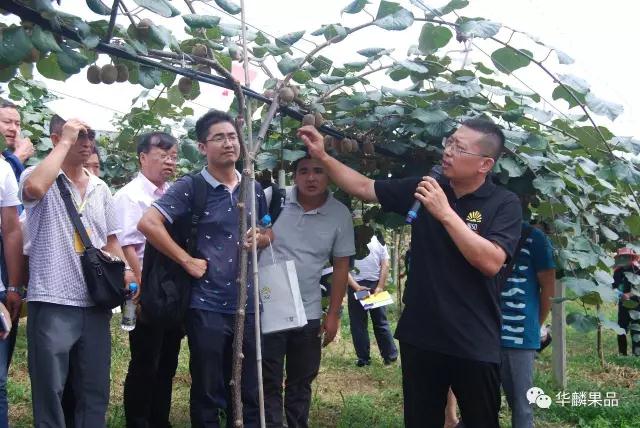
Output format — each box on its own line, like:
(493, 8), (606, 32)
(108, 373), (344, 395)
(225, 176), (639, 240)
(465, 211), (482, 231)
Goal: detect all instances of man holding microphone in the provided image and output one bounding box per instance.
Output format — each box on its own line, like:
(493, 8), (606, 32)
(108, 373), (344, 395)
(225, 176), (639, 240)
(298, 119), (522, 428)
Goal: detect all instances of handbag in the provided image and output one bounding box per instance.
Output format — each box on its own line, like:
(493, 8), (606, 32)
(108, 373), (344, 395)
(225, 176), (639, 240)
(56, 176), (125, 309)
(259, 243), (307, 334)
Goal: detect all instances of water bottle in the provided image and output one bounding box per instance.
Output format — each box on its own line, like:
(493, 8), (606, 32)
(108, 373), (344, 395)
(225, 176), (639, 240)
(260, 214), (272, 228)
(121, 283), (138, 331)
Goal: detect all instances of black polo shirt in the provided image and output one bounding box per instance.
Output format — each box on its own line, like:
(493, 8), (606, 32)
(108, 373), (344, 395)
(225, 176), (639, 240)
(375, 176), (522, 363)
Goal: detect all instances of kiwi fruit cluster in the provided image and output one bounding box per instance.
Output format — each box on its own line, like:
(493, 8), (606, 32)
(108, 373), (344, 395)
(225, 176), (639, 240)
(86, 64), (129, 85)
(323, 135), (358, 154)
(178, 77), (193, 96)
(301, 112), (325, 128)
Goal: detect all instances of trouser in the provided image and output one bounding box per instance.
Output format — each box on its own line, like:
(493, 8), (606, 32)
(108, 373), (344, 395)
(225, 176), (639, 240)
(501, 348), (536, 428)
(0, 291), (14, 428)
(185, 309), (259, 428)
(123, 318), (184, 428)
(262, 319), (322, 428)
(399, 342), (500, 428)
(617, 300), (640, 356)
(347, 280), (398, 361)
(27, 301), (111, 428)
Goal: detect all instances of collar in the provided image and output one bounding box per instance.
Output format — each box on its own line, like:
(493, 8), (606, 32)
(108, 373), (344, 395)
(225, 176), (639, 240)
(200, 167), (241, 190)
(443, 175), (496, 199)
(136, 172), (169, 195)
(290, 185), (332, 214)
(58, 167), (101, 195)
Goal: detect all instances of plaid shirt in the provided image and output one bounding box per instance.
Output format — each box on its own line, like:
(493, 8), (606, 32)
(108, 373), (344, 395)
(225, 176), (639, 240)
(19, 167), (120, 307)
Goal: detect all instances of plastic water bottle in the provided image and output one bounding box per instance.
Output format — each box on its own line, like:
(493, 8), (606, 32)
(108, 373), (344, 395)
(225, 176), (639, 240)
(121, 283), (138, 331)
(260, 214), (272, 228)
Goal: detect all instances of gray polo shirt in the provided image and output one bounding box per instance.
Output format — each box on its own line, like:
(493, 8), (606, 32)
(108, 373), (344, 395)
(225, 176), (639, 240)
(260, 186), (355, 320)
(19, 167), (119, 307)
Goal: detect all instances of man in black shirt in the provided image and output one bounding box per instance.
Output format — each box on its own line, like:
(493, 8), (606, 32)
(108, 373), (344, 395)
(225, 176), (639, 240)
(298, 119), (522, 428)
(612, 247), (640, 356)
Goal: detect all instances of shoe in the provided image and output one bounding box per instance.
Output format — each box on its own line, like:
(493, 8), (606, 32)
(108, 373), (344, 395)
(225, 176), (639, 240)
(356, 358), (371, 367)
(383, 356), (398, 365)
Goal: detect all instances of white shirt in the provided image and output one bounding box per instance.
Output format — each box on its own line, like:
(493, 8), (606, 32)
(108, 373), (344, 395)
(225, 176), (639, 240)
(0, 159), (20, 292)
(114, 172), (170, 265)
(352, 235), (390, 282)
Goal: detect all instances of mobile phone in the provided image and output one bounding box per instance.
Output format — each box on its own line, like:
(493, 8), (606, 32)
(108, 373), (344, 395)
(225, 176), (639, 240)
(0, 311), (9, 333)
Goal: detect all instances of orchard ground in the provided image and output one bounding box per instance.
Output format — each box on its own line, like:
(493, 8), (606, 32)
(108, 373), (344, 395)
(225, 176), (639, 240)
(6, 297), (640, 428)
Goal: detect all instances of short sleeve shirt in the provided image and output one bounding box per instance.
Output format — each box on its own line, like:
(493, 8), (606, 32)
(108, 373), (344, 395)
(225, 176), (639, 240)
(352, 236), (390, 282)
(19, 167), (120, 307)
(114, 172), (170, 265)
(501, 223), (555, 349)
(153, 168), (267, 314)
(375, 175), (522, 363)
(0, 159), (20, 291)
(259, 187), (355, 320)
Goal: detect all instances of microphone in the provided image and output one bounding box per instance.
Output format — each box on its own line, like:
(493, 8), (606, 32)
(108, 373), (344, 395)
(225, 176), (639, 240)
(405, 165), (443, 224)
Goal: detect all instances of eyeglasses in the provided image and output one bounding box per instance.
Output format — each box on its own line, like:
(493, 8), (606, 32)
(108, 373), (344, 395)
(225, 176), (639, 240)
(206, 133), (238, 144)
(78, 129), (96, 140)
(155, 152), (178, 163)
(441, 137), (491, 158)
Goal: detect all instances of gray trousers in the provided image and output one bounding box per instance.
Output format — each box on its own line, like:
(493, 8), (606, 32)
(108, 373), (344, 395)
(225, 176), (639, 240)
(500, 348), (536, 428)
(27, 302), (112, 428)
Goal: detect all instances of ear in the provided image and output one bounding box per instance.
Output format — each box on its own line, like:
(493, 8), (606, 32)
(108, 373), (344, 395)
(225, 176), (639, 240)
(197, 141), (207, 156)
(51, 134), (60, 146)
(478, 157), (495, 175)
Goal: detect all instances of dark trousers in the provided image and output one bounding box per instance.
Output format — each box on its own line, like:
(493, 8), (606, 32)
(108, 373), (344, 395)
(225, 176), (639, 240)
(617, 300), (640, 356)
(186, 309), (259, 428)
(400, 342), (500, 428)
(347, 280), (398, 361)
(262, 319), (321, 428)
(123, 318), (184, 428)
(27, 302), (112, 428)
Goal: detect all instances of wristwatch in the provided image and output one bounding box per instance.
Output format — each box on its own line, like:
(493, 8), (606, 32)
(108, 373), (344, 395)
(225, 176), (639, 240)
(7, 286), (25, 298)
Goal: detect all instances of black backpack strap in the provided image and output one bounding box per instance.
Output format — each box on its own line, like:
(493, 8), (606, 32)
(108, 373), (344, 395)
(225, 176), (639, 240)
(56, 175), (94, 250)
(187, 173), (208, 254)
(269, 183), (287, 225)
(500, 225), (533, 289)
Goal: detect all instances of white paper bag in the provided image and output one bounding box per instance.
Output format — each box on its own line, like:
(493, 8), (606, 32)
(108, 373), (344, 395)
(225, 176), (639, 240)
(259, 260), (307, 334)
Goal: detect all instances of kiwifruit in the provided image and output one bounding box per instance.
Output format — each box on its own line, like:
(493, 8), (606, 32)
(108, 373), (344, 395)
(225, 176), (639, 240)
(339, 139), (350, 154)
(229, 47), (241, 61)
(363, 141), (375, 156)
(331, 137), (341, 152)
(115, 64), (129, 82)
(314, 112), (324, 128)
(86, 64), (101, 84)
(178, 77), (193, 96)
(302, 114), (315, 126)
(136, 18), (153, 39)
(291, 85), (300, 98)
(191, 43), (208, 58)
(324, 135), (334, 152)
(100, 64), (117, 84)
(196, 64), (211, 74)
(362, 159), (377, 173)
(278, 87), (295, 104)
(263, 89), (275, 98)
(22, 48), (40, 63)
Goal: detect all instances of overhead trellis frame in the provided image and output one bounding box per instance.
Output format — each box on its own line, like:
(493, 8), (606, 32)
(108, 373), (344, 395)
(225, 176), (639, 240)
(3, 0), (410, 160)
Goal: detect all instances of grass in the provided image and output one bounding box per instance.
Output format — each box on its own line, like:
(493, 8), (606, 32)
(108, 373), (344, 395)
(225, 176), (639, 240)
(6, 300), (640, 427)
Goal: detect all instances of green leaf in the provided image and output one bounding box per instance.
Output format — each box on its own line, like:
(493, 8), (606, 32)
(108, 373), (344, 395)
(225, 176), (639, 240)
(555, 49), (574, 65)
(182, 14), (221, 29)
(138, 66), (161, 89)
(275, 31), (305, 48)
(397, 59), (429, 73)
(374, 1), (414, 31)
(19, 62), (33, 80)
(323, 24), (348, 42)
(435, 0), (469, 15)
(418, 24), (452, 54)
(0, 27), (33, 64)
(599, 224), (619, 241)
(320, 75), (344, 84)
(558, 74), (590, 94)
(342, 0), (369, 14)
(532, 175), (565, 195)
(56, 47), (88, 74)
(283, 149), (307, 162)
(31, 26), (62, 53)
(167, 85), (185, 106)
(624, 215), (640, 236)
(497, 157), (526, 177)
(357, 47), (387, 57)
(551, 85), (586, 109)
(524, 133), (547, 151)
(566, 312), (598, 333)
(161, 70), (176, 87)
(457, 19), (501, 39)
(86, 0), (112, 15)
(291, 70), (312, 83)
(277, 56), (305, 75)
(36, 53), (69, 81)
(411, 108), (448, 124)
(214, 0), (241, 15)
(599, 314), (625, 335)
(490, 47), (532, 74)
(132, 0), (172, 17)
(594, 270), (614, 287)
(585, 92), (624, 121)
(0, 66), (17, 83)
